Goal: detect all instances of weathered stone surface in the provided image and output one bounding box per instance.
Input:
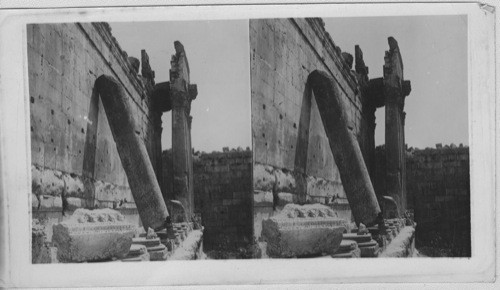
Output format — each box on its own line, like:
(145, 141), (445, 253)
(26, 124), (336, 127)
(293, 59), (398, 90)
(52, 208), (136, 262)
(262, 204), (347, 258)
(28, 23), (160, 218)
(383, 37), (412, 214)
(32, 219), (48, 263)
(169, 41), (197, 218)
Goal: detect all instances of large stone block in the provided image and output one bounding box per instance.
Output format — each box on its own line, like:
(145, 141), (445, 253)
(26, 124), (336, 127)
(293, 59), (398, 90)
(52, 208), (136, 262)
(262, 204), (348, 258)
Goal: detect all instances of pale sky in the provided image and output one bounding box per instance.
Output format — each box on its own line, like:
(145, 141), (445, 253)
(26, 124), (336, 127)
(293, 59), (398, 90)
(324, 15), (468, 148)
(109, 20), (251, 152)
(110, 16), (468, 152)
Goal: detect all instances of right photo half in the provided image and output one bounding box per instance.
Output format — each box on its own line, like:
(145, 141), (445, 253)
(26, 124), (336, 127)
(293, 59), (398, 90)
(250, 17), (469, 259)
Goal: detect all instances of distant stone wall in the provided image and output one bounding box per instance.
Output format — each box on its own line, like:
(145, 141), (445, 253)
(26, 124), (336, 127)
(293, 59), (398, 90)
(192, 149), (253, 251)
(251, 18), (376, 239)
(375, 144), (471, 256)
(406, 145), (470, 256)
(28, 23), (161, 231)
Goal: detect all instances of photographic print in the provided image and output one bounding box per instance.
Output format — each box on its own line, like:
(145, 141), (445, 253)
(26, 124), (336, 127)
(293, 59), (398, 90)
(0, 1), (496, 287)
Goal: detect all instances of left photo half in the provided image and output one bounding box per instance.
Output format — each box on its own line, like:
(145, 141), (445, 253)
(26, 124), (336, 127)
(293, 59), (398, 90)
(28, 21), (252, 263)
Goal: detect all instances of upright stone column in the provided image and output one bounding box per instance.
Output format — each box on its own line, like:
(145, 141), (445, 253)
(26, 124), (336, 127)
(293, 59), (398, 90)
(383, 37), (411, 215)
(170, 41), (198, 218)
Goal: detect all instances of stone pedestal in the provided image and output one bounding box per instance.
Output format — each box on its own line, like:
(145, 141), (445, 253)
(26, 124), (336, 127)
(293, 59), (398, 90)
(343, 233), (380, 257)
(132, 237), (168, 261)
(262, 204), (348, 258)
(52, 208), (136, 262)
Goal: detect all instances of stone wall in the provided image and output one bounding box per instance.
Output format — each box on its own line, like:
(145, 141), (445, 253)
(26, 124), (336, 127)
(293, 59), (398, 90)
(192, 149), (253, 251)
(28, 23), (161, 235)
(375, 144), (470, 256)
(406, 145), (471, 256)
(251, 18), (375, 239)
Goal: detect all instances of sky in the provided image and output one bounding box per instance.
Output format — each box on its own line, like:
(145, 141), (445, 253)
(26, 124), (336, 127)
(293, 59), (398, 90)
(110, 15), (468, 152)
(109, 20), (251, 152)
(324, 15), (468, 148)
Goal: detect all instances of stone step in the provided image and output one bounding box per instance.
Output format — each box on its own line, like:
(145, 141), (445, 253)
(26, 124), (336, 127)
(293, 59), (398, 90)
(132, 237), (161, 248)
(357, 239), (378, 248)
(342, 233), (372, 243)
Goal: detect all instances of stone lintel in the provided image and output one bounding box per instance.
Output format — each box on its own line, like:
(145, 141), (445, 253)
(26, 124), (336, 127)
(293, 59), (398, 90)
(365, 77), (385, 108)
(151, 81), (172, 112)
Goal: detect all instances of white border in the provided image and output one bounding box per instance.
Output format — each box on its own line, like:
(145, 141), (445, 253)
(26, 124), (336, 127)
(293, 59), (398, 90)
(0, 1), (496, 287)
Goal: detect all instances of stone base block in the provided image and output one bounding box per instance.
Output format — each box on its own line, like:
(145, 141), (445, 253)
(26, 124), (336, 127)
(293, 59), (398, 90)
(129, 244), (147, 255)
(358, 240), (380, 257)
(331, 239), (360, 258)
(262, 204), (348, 258)
(122, 244), (150, 262)
(332, 248), (361, 258)
(52, 208), (136, 262)
(149, 248), (169, 261)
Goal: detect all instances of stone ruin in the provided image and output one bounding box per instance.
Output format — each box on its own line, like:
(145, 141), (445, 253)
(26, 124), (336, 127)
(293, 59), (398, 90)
(252, 18), (416, 259)
(29, 23), (203, 263)
(29, 19), (419, 262)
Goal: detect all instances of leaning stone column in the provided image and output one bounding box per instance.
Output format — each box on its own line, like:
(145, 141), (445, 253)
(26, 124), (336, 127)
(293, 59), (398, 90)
(383, 37), (411, 215)
(308, 70), (381, 227)
(95, 75), (169, 231)
(170, 41), (198, 217)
